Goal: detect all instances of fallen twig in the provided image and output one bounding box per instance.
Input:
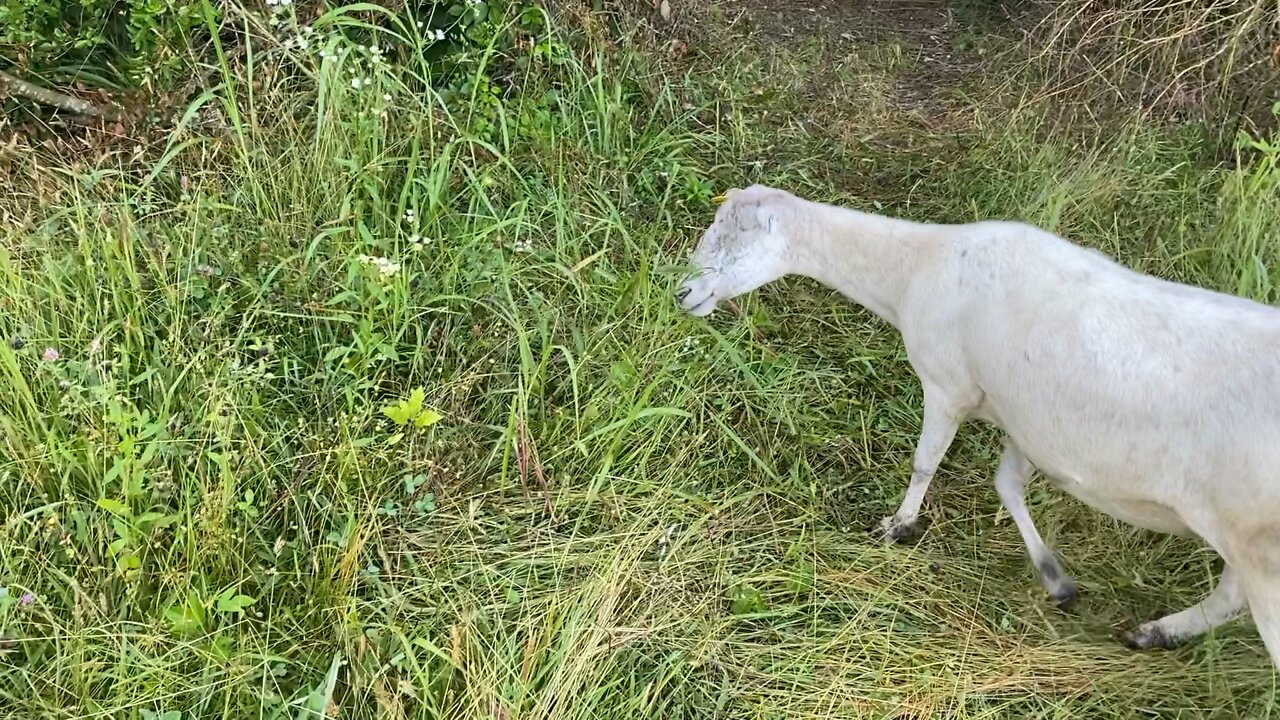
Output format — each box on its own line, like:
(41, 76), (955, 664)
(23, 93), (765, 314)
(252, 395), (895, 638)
(0, 70), (122, 121)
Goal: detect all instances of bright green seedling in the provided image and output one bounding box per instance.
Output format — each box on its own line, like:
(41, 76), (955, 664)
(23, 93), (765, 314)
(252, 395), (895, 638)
(381, 387), (443, 429)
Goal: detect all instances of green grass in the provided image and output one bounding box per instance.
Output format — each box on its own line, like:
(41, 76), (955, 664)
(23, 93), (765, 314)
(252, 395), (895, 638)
(2, 4), (1280, 718)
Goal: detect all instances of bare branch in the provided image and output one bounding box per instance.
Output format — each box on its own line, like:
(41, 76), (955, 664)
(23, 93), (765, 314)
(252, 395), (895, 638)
(0, 70), (122, 121)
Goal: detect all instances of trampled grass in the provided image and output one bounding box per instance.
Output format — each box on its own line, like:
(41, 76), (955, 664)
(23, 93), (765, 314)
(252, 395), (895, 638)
(2, 3), (1280, 718)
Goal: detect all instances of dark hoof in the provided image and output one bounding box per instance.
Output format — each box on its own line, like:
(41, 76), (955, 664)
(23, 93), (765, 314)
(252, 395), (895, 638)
(1036, 558), (1078, 610)
(1048, 578), (1080, 610)
(870, 516), (919, 544)
(1123, 622), (1178, 651)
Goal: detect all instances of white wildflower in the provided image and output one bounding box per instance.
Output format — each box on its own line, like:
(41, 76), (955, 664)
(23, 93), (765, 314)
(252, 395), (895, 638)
(357, 254), (401, 278)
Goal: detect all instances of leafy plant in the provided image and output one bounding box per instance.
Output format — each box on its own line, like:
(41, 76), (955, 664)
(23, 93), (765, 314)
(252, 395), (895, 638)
(0, 0), (208, 88)
(96, 498), (180, 577)
(381, 387), (444, 429)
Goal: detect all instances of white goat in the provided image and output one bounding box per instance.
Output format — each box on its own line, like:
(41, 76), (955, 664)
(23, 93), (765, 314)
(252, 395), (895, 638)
(675, 184), (1280, 665)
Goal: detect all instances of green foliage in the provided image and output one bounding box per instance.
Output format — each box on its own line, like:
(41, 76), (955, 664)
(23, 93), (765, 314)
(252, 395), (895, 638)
(382, 387), (444, 429)
(2, 2), (1280, 718)
(0, 0), (208, 88)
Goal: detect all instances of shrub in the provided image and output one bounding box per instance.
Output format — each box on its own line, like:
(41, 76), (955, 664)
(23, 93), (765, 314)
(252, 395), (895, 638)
(0, 0), (209, 90)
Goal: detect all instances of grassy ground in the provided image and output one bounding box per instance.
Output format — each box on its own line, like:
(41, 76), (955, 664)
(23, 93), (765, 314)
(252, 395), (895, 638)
(2, 1), (1280, 718)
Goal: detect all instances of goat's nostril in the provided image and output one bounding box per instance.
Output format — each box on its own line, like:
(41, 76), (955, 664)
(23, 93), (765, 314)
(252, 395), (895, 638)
(675, 287), (691, 302)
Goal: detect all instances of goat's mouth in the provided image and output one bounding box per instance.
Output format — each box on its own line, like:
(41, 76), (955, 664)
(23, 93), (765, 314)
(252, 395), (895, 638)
(686, 296), (717, 316)
(678, 290), (717, 317)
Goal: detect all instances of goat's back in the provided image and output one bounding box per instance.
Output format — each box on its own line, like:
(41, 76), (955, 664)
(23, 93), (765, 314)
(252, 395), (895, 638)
(915, 221), (1280, 522)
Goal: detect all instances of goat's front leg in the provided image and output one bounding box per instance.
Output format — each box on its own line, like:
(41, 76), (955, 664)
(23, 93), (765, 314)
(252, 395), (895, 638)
(993, 437), (1078, 607)
(1124, 563), (1244, 650)
(873, 390), (961, 543)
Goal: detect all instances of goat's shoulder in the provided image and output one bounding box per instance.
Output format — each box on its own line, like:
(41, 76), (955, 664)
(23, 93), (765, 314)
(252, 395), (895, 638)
(932, 220), (1114, 278)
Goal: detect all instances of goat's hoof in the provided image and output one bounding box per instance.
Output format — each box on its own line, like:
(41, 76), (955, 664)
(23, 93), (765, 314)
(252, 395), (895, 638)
(1123, 622), (1177, 651)
(870, 515), (918, 544)
(1047, 578), (1079, 610)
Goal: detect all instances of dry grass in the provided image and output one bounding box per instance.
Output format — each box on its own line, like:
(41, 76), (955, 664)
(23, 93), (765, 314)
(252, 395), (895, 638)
(1021, 0), (1280, 127)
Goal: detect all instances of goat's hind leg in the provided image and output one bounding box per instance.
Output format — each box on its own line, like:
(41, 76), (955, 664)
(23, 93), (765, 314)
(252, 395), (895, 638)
(1124, 563), (1244, 650)
(1238, 528), (1280, 668)
(994, 437), (1079, 608)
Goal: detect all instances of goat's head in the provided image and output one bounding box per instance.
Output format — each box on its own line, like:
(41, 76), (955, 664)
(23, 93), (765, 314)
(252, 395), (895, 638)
(675, 185), (793, 317)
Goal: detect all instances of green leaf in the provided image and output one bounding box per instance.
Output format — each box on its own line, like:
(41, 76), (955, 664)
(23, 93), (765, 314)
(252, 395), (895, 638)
(138, 512), (180, 531)
(413, 407), (443, 428)
(730, 585), (767, 616)
(382, 387), (443, 429)
(96, 498), (129, 516)
(381, 387), (424, 426)
(215, 594), (255, 613)
(111, 519), (133, 543)
(164, 591), (206, 635)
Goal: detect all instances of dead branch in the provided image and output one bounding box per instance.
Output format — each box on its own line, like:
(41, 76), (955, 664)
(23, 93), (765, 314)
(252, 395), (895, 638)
(0, 70), (123, 121)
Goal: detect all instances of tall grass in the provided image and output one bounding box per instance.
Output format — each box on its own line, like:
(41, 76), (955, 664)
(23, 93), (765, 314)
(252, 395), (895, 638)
(1021, 0), (1280, 127)
(2, 3), (1280, 718)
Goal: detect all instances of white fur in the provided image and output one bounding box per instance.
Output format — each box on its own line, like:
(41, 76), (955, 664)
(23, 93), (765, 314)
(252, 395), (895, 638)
(676, 184), (1280, 664)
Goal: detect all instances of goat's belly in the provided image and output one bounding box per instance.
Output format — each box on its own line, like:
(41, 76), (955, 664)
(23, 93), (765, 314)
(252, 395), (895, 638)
(1042, 473), (1193, 536)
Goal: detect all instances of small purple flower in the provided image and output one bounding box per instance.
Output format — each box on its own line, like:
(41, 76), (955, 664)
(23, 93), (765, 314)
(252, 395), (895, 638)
(19, 592), (34, 606)
(42, 347), (60, 362)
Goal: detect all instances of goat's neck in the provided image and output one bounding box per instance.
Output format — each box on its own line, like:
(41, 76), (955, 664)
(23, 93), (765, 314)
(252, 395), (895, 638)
(788, 202), (935, 328)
